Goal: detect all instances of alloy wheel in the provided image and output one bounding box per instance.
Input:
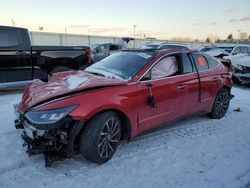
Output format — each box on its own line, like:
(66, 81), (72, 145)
(98, 117), (121, 158)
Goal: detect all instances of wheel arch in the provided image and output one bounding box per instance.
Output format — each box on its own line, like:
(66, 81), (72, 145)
(221, 85), (231, 94)
(79, 108), (132, 142)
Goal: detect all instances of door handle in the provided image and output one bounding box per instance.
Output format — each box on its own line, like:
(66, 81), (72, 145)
(177, 85), (187, 90)
(146, 83), (153, 88)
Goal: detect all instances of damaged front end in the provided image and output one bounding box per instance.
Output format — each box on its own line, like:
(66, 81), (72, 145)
(14, 104), (84, 167)
(233, 64), (250, 83)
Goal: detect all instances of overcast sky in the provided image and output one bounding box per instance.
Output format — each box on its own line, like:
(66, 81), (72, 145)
(1, 0), (250, 40)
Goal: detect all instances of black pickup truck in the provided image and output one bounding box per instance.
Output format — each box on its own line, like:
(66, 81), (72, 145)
(0, 26), (91, 87)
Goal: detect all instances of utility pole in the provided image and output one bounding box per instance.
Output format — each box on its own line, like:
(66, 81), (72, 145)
(133, 25), (136, 48)
(237, 29), (242, 44)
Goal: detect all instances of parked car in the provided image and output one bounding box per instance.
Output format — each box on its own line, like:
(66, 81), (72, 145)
(0, 26), (91, 87)
(139, 42), (191, 50)
(199, 45), (219, 52)
(202, 44), (250, 84)
(115, 37), (134, 49)
(15, 49), (233, 166)
(90, 43), (122, 62)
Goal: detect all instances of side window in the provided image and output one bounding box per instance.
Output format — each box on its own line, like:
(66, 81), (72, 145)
(192, 53), (209, 71)
(96, 44), (108, 53)
(110, 45), (120, 51)
(247, 47), (250, 53)
(205, 56), (218, 68)
(0, 29), (19, 47)
(232, 47), (240, 55)
(151, 55), (179, 80)
(181, 53), (193, 73)
(240, 47), (248, 54)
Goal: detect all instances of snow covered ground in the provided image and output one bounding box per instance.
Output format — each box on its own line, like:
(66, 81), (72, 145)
(0, 86), (250, 188)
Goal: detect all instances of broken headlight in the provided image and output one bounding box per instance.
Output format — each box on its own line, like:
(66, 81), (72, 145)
(25, 105), (78, 126)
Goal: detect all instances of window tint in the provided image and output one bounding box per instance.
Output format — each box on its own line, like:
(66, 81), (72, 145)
(151, 55), (179, 79)
(181, 53), (193, 73)
(192, 53), (209, 71)
(240, 47), (248, 53)
(0, 29), (19, 47)
(206, 56), (218, 68)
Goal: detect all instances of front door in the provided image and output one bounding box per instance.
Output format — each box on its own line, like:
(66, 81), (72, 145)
(136, 54), (190, 133)
(0, 28), (32, 83)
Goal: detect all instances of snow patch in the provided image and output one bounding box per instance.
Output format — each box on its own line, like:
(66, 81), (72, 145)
(66, 75), (89, 90)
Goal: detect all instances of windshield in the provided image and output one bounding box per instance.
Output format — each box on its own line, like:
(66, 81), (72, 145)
(90, 44), (99, 49)
(146, 44), (159, 48)
(85, 51), (156, 80)
(218, 46), (234, 54)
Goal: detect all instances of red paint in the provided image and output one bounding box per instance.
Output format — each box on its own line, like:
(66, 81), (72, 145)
(20, 50), (232, 139)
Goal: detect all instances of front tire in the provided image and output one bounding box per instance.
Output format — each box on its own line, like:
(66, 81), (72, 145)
(209, 88), (230, 119)
(80, 111), (122, 164)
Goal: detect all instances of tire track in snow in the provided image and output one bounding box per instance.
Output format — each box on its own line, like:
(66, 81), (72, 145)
(0, 108), (244, 177)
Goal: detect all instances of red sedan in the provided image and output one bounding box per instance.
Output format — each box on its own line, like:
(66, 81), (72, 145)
(15, 49), (233, 166)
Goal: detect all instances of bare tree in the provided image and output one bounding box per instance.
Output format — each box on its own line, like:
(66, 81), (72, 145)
(205, 37), (211, 43)
(227, 34), (233, 40)
(239, 32), (248, 39)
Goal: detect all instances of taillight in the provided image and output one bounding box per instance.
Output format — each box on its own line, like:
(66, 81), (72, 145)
(87, 48), (92, 64)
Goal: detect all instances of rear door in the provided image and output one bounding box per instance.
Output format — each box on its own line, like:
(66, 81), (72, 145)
(0, 28), (31, 83)
(190, 52), (220, 112)
(94, 44), (110, 62)
(177, 53), (200, 116)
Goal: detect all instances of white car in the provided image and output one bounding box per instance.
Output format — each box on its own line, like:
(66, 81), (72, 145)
(202, 44), (250, 84)
(139, 42), (192, 50)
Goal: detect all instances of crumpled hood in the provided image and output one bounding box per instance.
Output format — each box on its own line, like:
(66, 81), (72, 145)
(20, 71), (126, 112)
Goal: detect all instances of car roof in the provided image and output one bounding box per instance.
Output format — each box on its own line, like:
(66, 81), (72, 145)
(123, 48), (194, 56)
(217, 44), (250, 48)
(145, 42), (190, 47)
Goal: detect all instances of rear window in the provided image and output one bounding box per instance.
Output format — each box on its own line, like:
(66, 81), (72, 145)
(86, 51), (156, 80)
(192, 53), (209, 71)
(0, 29), (19, 47)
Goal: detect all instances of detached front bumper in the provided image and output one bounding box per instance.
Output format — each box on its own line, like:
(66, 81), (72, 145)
(233, 73), (250, 82)
(14, 104), (85, 167)
(233, 66), (250, 83)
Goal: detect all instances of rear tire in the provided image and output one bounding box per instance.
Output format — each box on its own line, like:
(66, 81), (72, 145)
(80, 111), (122, 164)
(208, 88), (230, 119)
